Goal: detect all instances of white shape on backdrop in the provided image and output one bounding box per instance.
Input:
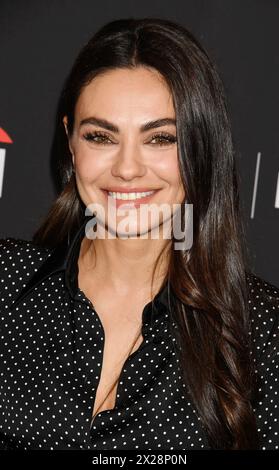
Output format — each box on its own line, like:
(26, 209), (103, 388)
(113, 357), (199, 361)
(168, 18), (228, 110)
(0, 148), (6, 198)
(250, 152), (261, 219)
(275, 172), (279, 209)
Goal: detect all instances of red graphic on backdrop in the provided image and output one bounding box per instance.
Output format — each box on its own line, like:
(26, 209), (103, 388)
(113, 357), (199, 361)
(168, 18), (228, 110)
(0, 127), (13, 198)
(0, 128), (13, 144)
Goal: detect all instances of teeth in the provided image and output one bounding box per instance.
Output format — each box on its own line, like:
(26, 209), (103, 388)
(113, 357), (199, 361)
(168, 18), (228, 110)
(108, 191), (155, 200)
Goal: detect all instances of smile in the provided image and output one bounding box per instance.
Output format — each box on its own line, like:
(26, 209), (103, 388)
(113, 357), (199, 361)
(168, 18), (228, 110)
(102, 189), (160, 209)
(108, 190), (155, 200)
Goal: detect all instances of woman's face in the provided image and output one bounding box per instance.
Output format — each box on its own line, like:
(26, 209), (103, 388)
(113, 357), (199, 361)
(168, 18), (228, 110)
(63, 66), (185, 238)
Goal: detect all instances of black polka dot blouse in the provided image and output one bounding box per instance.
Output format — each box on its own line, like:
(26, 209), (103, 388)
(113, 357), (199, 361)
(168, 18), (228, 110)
(0, 216), (278, 450)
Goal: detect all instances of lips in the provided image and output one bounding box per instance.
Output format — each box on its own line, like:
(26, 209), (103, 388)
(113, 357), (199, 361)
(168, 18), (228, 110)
(102, 189), (159, 209)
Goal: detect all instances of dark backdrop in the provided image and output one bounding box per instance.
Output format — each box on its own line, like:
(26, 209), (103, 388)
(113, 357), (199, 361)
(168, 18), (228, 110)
(0, 0), (278, 286)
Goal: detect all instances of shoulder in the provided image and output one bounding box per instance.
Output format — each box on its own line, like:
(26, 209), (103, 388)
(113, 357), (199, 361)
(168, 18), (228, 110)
(246, 271), (279, 306)
(246, 271), (279, 366)
(0, 237), (52, 305)
(245, 272), (279, 448)
(0, 236), (52, 268)
(246, 271), (279, 354)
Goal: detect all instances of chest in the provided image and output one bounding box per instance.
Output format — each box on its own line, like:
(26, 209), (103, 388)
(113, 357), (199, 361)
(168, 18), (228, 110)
(77, 275), (148, 420)
(1, 276), (209, 449)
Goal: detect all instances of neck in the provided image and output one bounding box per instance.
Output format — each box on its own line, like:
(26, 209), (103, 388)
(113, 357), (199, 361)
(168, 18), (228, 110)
(79, 235), (171, 296)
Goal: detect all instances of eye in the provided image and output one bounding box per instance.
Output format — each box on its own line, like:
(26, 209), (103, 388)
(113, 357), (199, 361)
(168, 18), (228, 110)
(82, 131), (113, 145)
(149, 132), (177, 146)
(82, 130), (177, 146)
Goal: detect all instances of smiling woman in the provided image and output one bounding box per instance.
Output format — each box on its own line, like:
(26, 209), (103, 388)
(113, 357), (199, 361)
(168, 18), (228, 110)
(0, 17), (279, 451)
(62, 66), (184, 238)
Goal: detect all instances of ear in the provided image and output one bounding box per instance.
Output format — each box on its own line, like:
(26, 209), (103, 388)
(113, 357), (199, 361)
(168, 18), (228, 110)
(62, 115), (75, 166)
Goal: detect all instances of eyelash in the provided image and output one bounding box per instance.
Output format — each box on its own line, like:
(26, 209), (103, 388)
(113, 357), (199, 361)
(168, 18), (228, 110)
(82, 131), (177, 146)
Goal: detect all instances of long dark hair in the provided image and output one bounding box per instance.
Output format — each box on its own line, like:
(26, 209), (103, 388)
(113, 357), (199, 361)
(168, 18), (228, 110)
(33, 17), (259, 449)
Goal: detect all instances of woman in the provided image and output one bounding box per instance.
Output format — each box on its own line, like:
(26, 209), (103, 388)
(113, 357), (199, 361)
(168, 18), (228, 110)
(0, 17), (278, 451)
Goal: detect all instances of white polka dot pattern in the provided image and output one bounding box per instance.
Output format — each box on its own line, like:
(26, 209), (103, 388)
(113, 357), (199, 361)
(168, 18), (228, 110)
(0, 225), (278, 450)
(247, 272), (279, 449)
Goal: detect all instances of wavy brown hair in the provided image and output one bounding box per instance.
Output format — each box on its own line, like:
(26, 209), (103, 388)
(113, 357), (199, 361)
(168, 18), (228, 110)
(33, 17), (259, 449)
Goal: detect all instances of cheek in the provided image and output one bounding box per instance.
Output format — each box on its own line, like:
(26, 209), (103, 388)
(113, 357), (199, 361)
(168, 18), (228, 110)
(75, 151), (105, 182)
(162, 152), (182, 186)
(166, 156), (185, 201)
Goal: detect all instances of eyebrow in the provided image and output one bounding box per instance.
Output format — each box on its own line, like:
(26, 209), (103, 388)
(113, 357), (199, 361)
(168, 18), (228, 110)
(79, 116), (176, 133)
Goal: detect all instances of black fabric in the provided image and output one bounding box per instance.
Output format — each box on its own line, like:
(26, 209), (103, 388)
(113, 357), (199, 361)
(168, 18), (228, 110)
(0, 221), (278, 450)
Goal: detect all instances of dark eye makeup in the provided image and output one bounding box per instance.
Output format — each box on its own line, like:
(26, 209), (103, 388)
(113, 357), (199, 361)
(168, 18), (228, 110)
(82, 130), (177, 146)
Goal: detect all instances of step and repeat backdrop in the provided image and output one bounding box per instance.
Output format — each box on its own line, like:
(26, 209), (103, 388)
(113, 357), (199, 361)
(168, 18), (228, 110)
(0, 0), (278, 286)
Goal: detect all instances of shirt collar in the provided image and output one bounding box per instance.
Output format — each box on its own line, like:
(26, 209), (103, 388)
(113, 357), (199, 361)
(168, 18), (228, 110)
(10, 215), (171, 314)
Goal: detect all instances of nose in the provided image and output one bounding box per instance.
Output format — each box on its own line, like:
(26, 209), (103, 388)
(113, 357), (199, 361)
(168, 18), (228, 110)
(110, 143), (146, 180)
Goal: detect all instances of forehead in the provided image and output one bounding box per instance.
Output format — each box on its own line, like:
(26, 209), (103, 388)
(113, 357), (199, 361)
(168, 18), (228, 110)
(75, 67), (175, 120)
